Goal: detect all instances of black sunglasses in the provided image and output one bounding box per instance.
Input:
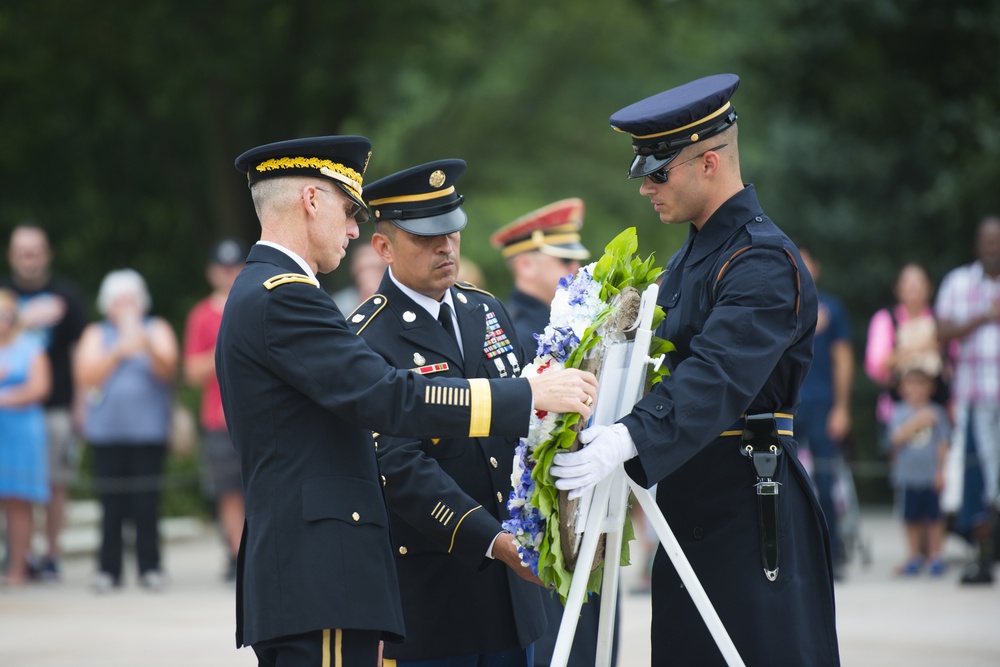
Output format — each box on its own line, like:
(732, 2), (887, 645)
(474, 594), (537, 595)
(647, 144), (728, 184)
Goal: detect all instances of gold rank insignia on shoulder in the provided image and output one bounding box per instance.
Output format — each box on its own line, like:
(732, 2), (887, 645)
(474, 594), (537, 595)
(412, 362), (449, 375)
(263, 273), (320, 290)
(345, 293), (388, 335)
(455, 281), (494, 298)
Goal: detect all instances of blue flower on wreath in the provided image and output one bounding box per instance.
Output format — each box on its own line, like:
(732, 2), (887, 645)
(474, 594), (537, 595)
(566, 266), (596, 306)
(534, 325), (580, 362)
(503, 440), (546, 576)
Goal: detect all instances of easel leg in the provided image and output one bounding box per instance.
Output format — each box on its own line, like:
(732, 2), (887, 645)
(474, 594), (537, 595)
(628, 480), (747, 667)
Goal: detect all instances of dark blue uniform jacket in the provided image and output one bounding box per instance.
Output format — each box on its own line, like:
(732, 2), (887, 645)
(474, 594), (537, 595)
(506, 288), (549, 361)
(215, 244), (532, 648)
(620, 186), (841, 666)
(348, 275), (546, 660)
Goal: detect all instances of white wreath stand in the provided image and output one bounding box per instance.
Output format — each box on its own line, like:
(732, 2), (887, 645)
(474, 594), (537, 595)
(549, 284), (746, 667)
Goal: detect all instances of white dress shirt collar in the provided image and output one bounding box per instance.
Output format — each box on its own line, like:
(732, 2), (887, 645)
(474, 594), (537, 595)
(256, 241), (318, 285)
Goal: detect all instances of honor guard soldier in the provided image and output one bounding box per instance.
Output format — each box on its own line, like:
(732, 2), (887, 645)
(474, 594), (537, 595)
(493, 203), (620, 667)
(217, 137), (598, 667)
(348, 159), (545, 666)
(490, 198), (590, 360)
(549, 75), (841, 666)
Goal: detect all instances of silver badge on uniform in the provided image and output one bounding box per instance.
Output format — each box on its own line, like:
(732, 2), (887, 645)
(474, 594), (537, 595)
(507, 352), (521, 376)
(413, 352), (426, 365)
(403, 311), (417, 322)
(456, 292), (467, 304)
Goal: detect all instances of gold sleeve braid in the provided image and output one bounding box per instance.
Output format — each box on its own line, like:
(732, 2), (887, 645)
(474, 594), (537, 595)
(467, 378), (492, 437)
(448, 506), (482, 554)
(422, 378), (492, 437)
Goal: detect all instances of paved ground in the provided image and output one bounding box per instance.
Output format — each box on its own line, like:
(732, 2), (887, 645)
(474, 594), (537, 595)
(1, 508), (998, 666)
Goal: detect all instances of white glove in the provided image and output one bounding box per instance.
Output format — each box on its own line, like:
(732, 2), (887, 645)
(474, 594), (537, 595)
(550, 423), (638, 500)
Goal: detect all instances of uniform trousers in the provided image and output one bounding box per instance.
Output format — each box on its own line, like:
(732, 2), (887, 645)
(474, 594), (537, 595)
(388, 644), (532, 667)
(90, 443), (166, 581)
(253, 629), (380, 667)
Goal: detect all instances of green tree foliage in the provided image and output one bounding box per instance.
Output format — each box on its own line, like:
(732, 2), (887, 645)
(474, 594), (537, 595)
(1, 1), (996, 500)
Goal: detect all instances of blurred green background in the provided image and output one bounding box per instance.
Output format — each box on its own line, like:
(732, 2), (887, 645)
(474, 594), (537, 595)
(2, 0), (998, 507)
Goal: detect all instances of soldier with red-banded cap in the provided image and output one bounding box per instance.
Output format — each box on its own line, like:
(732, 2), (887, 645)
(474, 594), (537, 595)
(491, 198), (591, 359)
(550, 74), (840, 666)
(216, 136), (598, 667)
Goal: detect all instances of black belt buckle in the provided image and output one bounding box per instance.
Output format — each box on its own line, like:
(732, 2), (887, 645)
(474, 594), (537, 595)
(740, 414), (780, 455)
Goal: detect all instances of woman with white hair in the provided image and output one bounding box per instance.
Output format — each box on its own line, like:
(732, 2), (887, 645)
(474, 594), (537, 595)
(74, 269), (178, 592)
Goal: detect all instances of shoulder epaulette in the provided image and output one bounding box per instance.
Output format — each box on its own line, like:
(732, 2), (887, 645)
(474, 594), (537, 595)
(263, 273), (320, 290)
(346, 293), (388, 335)
(455, 281), (495, 299)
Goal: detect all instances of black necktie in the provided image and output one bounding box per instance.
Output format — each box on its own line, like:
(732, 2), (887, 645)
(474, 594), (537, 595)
(438, 302), (458, 346)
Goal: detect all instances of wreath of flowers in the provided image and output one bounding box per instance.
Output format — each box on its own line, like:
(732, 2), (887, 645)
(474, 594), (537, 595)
(502, 227), (674, 601)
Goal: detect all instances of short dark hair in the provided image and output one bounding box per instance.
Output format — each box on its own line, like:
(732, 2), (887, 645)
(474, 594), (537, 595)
(373, 220), (397, 240)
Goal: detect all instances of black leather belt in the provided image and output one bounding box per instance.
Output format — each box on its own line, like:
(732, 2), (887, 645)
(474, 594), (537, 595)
(725, 413), (789, 582)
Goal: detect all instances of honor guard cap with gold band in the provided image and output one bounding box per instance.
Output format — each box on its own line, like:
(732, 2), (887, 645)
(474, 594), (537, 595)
(490, 198), (590, 261)
(364, 159), (467, 236)
(234, 135), (373, 222)
(610, 73), (739, 179)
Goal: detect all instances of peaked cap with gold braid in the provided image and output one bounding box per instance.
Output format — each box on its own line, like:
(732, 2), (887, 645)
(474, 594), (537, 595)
(364, 159), (467, 237)
(234, 135), (373, 220)
(490, 198), (590, 261)
(610, 73), (739, 179)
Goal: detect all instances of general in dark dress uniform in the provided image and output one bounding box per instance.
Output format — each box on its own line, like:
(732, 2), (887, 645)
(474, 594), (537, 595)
(217, 138), (597, 667)
(551, 75), (841, 666)
(348, 159), (544, 666)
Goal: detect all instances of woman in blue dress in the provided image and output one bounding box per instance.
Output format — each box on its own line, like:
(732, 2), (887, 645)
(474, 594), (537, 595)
(0, 288), (51, 586)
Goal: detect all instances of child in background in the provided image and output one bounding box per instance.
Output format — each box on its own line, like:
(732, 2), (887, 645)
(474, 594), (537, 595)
(889, 367), (950, 576)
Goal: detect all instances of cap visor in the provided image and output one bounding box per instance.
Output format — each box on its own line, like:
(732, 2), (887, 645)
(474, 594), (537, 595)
(539, 243), (591, 261)
(392, 207), (468, 236)
(628, 152), (678, 179)
(334, 183), (371, 223)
